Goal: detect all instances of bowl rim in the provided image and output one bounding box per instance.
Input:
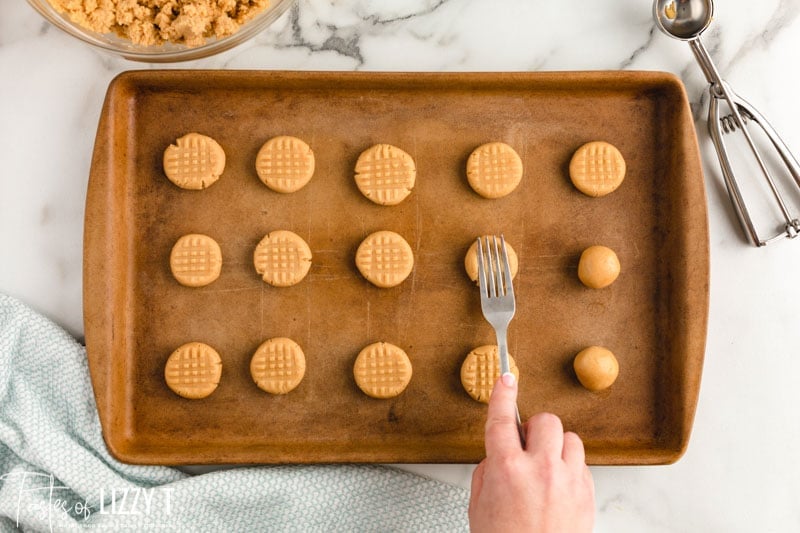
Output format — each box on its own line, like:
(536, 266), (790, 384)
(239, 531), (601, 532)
(25, 0), (296, 62)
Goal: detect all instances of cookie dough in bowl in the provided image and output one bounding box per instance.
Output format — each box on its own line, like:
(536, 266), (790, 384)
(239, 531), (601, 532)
(26, 0), (295, 62)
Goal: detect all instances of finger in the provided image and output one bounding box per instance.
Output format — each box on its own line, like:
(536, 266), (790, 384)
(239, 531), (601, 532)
(468, 460), (486, 517)
(584, 464), (594, 484)
(484, 373), (523, 458)
(583, 465), (596, 503)
(562, 431), (586, 465)
(525, 412), (564, 459)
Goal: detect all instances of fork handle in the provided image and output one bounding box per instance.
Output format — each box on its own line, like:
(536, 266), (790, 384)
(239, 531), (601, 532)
(496, 327), (511, 376)
(496, 328), (526, 447)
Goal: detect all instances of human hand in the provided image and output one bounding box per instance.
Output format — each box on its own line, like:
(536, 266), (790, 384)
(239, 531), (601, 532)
(468, 373), (595, 532)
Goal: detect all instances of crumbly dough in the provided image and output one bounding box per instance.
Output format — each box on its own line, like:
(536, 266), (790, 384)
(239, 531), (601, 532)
(48, 0), (271, 47)
(664, 1), (677, 20)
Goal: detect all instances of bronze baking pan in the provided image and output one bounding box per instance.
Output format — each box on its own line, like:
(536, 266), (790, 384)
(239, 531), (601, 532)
(84, 70), (708, 465)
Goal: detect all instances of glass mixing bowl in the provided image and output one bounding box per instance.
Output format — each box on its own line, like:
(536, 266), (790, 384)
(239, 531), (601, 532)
(26, 0), (295, 62)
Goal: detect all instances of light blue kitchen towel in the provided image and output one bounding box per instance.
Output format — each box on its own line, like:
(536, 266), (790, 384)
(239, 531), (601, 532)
(0, 294), (470, 532)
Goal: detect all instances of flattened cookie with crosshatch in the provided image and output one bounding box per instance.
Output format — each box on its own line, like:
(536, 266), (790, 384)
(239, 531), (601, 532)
(569, 141), (626, 197)
(461, 345), (520, 404)
(169, 234), (222, 287)
(355, 231), (414, 288)
(353, 342), (413, 399)
(255, 136), (315, 193)
(163, 133), (226, 190)
(164, 342), (222, 399)
(250, 337), (306, 394)
(463, 237), (520, 284)
(253, 230), (312, 287)
(354, 144), (416, 206)
(466, 142), (523, 199)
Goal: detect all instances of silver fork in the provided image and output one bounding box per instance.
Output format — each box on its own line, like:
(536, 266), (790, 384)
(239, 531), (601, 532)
(476, 235), (526, 447)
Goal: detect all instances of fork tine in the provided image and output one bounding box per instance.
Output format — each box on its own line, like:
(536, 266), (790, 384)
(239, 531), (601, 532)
(476, 237), (489, 298)
(491, 235), (505, 296)
(483, 236), (497, 298)
(500, 235), (514, 297)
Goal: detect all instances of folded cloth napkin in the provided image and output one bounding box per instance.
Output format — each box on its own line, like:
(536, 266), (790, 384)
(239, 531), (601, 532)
(0, 294), (469, 532)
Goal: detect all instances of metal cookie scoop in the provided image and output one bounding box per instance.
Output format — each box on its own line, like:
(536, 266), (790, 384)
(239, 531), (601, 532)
(654, 0), (800, 246)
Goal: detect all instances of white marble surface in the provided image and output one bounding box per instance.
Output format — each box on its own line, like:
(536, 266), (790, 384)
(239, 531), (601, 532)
(3, 0), (800, 531)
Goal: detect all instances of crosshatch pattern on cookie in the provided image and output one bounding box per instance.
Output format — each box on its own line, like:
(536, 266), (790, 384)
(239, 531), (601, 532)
(170, 234), (222, 286)
(461, 345), (518, 403)
(354, 342), (413, 399)
(164, 342), (222, 399)
(253, 231), (312, 287)
(569, 141), (626, 197)
(255, 136), (315, 193)
(354, 144), (416, 205)
(356, 231), (414, 288)
(466, 142), (523, 198)
(251, 338), (306, 394)
(163, 133), (225, 190)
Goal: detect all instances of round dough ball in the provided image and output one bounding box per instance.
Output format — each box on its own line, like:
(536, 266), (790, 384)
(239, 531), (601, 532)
(573, 346), (619, 392)
(463, 238), (519, 284)
(577, 245), (620, 289)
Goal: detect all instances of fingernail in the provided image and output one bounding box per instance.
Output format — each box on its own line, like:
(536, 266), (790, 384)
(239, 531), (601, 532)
(501, 372), (516, 388)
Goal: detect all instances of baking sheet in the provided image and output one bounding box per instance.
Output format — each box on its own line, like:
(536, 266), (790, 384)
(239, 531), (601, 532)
(84, 70), (708, 464)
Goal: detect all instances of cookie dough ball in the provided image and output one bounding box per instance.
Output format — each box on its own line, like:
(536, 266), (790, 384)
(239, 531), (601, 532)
(170, 234), (222, 287)
(354, 144), (416, 206)
(353, 342), (413, 399)
(466, 142), (523, 199)
(356, 231), (414, 288)
(569, 141), (625, 197)
(464, 237), (519, 284)
(573, 346), (619, 392)
(255, 136), (315, 193)
(163, 133), (226, 190)
(461, 345), (520, 403)
(578, 245), (620, 289)
(253, 230), (312, 287)
(164, 342), (223, 399)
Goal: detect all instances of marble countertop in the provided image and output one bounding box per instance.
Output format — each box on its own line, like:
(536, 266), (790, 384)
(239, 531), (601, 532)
(3, 0), (800, 530)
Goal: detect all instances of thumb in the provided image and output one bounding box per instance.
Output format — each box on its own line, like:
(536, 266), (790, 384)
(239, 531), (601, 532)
(484, 372), (522, 458)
